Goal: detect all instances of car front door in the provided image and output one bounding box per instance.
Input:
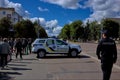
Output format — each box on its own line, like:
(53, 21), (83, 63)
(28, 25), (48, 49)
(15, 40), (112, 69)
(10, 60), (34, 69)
(55, 40), (69, 53)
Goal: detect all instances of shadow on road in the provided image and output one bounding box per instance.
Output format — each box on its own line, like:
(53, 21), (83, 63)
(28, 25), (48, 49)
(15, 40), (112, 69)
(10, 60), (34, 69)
(10, 67), (32, 71)
(8, 64), (26, 67)
(0, 67), (32, 80)
(0, 63), (32, 80)
(39, 54), (90, 59)
(79, 54), (90, 58)
(0, 71), (21, 80)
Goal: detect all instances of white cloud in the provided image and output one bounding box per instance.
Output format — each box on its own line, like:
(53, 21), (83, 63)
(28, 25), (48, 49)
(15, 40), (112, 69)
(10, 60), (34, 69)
(53, 26), (63, 36)
(38, 7), (49, 12)
(30, 17), (46, 26)
(40, 0), (82, 9)
(30, 17), (62, 37)
(40, 0), (120, 23)
(46, 20), (58, 28)
(84, 0), (120, 23)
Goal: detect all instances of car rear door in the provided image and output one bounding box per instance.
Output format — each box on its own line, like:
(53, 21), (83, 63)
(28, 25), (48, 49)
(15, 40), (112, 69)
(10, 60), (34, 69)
(45, 39), (57, 53)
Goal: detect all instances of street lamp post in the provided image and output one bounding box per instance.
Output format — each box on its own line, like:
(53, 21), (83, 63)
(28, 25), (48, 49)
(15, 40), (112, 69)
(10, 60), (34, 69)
(9, 27), (14, 37)
(37, 19), (40, 38)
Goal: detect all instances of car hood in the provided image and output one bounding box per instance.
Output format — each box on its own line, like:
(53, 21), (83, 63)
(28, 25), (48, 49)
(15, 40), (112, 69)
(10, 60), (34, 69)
(69, 43), (79, 47)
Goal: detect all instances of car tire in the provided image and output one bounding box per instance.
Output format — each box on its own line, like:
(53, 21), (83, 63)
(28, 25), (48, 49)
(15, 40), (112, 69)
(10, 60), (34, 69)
(70, 50), (78, 57)
(38, 50), (46, 58)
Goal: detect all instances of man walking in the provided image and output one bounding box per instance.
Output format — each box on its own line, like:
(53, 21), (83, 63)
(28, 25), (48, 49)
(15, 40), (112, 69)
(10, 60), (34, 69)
(0, 38), (10, 69)
(14, 38), (23, 59)
(96, 30), (117, 80)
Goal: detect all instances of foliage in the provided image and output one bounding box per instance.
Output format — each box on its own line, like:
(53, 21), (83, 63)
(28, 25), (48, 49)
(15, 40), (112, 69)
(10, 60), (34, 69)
(89, 21), (101, 40)
(83, 20), (91, 41)
(0, 18), (48, 38)
(59, 20), (102, 41)
(59, 24), (70, 39)
(0, 17), (119, 41)
(101, 19), (120, 38)
(70, 20), (84, 40)
(59, 20), (84, 41)
(0, 17), (12, 37)
(14, 20), (37, 38)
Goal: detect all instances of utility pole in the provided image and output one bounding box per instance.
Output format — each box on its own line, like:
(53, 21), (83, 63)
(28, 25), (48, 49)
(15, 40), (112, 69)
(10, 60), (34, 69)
(37, 18), (40, 38)
(100, 24), (103, 39)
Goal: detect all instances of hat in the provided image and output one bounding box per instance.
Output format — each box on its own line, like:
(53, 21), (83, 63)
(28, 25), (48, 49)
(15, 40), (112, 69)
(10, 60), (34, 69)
(101, 30), (109, 37)
(101, 30), (108, 34)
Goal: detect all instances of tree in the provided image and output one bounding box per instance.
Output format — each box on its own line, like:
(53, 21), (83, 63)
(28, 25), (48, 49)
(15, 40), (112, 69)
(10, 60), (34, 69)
(58, 24), (70, 39)
(34, 21), (48, 38)
(101, 19), (119, 38)
(14, 20), (37, 38)
(0, 17), (12, 37)
(83, 20), (91, 41)
(88, 21), (101, 41)
(70, 20), (84, 40)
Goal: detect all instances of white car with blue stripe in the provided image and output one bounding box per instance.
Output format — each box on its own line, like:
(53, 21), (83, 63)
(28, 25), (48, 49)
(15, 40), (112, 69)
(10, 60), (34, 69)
(32, 38), (82, 58)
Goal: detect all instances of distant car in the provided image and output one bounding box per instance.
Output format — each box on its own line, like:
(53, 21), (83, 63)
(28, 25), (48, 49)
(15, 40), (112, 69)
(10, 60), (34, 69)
(31, 38), (82, 58)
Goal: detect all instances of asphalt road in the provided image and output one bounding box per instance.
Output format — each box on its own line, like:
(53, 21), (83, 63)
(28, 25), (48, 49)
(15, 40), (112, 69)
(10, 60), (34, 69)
(0, 43), (120, 80)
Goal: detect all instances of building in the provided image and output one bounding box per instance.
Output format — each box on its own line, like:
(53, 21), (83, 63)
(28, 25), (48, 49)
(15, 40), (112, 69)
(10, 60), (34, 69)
(0, 7), (22, 24)
(108, 18), (120, 25)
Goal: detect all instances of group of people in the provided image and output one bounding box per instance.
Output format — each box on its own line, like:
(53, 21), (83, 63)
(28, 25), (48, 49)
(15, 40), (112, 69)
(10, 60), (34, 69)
(0, 37), (33, 69)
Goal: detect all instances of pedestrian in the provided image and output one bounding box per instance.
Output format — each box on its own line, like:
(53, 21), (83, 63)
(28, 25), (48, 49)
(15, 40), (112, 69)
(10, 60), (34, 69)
(0, 38), (10, 69)
(8, 38), (14, 53)
(28, 38), (32, 54)
(8, 38), (14, 60)
(0, 37), (3, 66)
(22, 38), (28, 54)
(96, 30), (117, 80)
(14, 38), (23, 59)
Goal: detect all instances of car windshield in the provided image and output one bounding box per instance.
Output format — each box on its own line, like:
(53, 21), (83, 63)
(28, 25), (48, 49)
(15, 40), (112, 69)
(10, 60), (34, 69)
(56, 40), (68, 45)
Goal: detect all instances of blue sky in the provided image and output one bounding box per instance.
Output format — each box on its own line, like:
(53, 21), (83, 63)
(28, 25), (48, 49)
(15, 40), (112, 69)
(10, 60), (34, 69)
(0, 0), (120, 36)
(9, 0), (91, 26)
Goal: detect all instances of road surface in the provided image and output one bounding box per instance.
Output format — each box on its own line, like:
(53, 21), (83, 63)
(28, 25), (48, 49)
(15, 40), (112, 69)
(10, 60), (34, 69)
(0, 43), (120, 80)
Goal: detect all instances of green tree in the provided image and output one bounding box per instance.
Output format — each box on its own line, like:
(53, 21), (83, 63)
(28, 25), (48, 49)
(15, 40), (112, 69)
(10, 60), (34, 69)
(0, 17), (12, 37)
(14, 20), (37, 38)
(59, 24), (70, 39)
(101, 19), (119, 38)
(70, 20), (84, 40)
(89, 21), (101, 40)
(83, 20), (91, 41)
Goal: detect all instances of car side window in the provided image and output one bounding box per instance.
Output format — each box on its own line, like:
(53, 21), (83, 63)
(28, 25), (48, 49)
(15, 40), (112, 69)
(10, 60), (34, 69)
(38, 40), (45, 43)
(56, 40), (67, 45)
(46, 39), (55, 46)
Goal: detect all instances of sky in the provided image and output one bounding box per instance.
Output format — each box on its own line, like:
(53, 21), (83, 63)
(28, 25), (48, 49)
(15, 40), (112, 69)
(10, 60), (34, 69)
(0, 0), (120, 36)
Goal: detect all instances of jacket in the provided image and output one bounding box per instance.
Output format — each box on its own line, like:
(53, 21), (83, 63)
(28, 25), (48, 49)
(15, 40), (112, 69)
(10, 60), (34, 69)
(96, 38), (117, 63)
(0, 42), (10, 54)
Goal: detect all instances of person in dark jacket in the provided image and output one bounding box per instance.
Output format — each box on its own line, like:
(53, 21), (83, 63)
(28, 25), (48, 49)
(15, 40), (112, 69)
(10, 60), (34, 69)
(14, 38), (23, 59)
(0, 38), (10, 69)
(96, 30), (117, 80)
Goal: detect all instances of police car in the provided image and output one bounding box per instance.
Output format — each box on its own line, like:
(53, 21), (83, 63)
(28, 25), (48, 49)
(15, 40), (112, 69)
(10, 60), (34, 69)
(31, 38), (82, 58)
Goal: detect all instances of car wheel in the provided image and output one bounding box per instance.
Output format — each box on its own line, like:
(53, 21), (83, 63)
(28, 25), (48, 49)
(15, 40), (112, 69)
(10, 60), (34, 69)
(70, 50), (78, 57)
(38, 50), (46, 58)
